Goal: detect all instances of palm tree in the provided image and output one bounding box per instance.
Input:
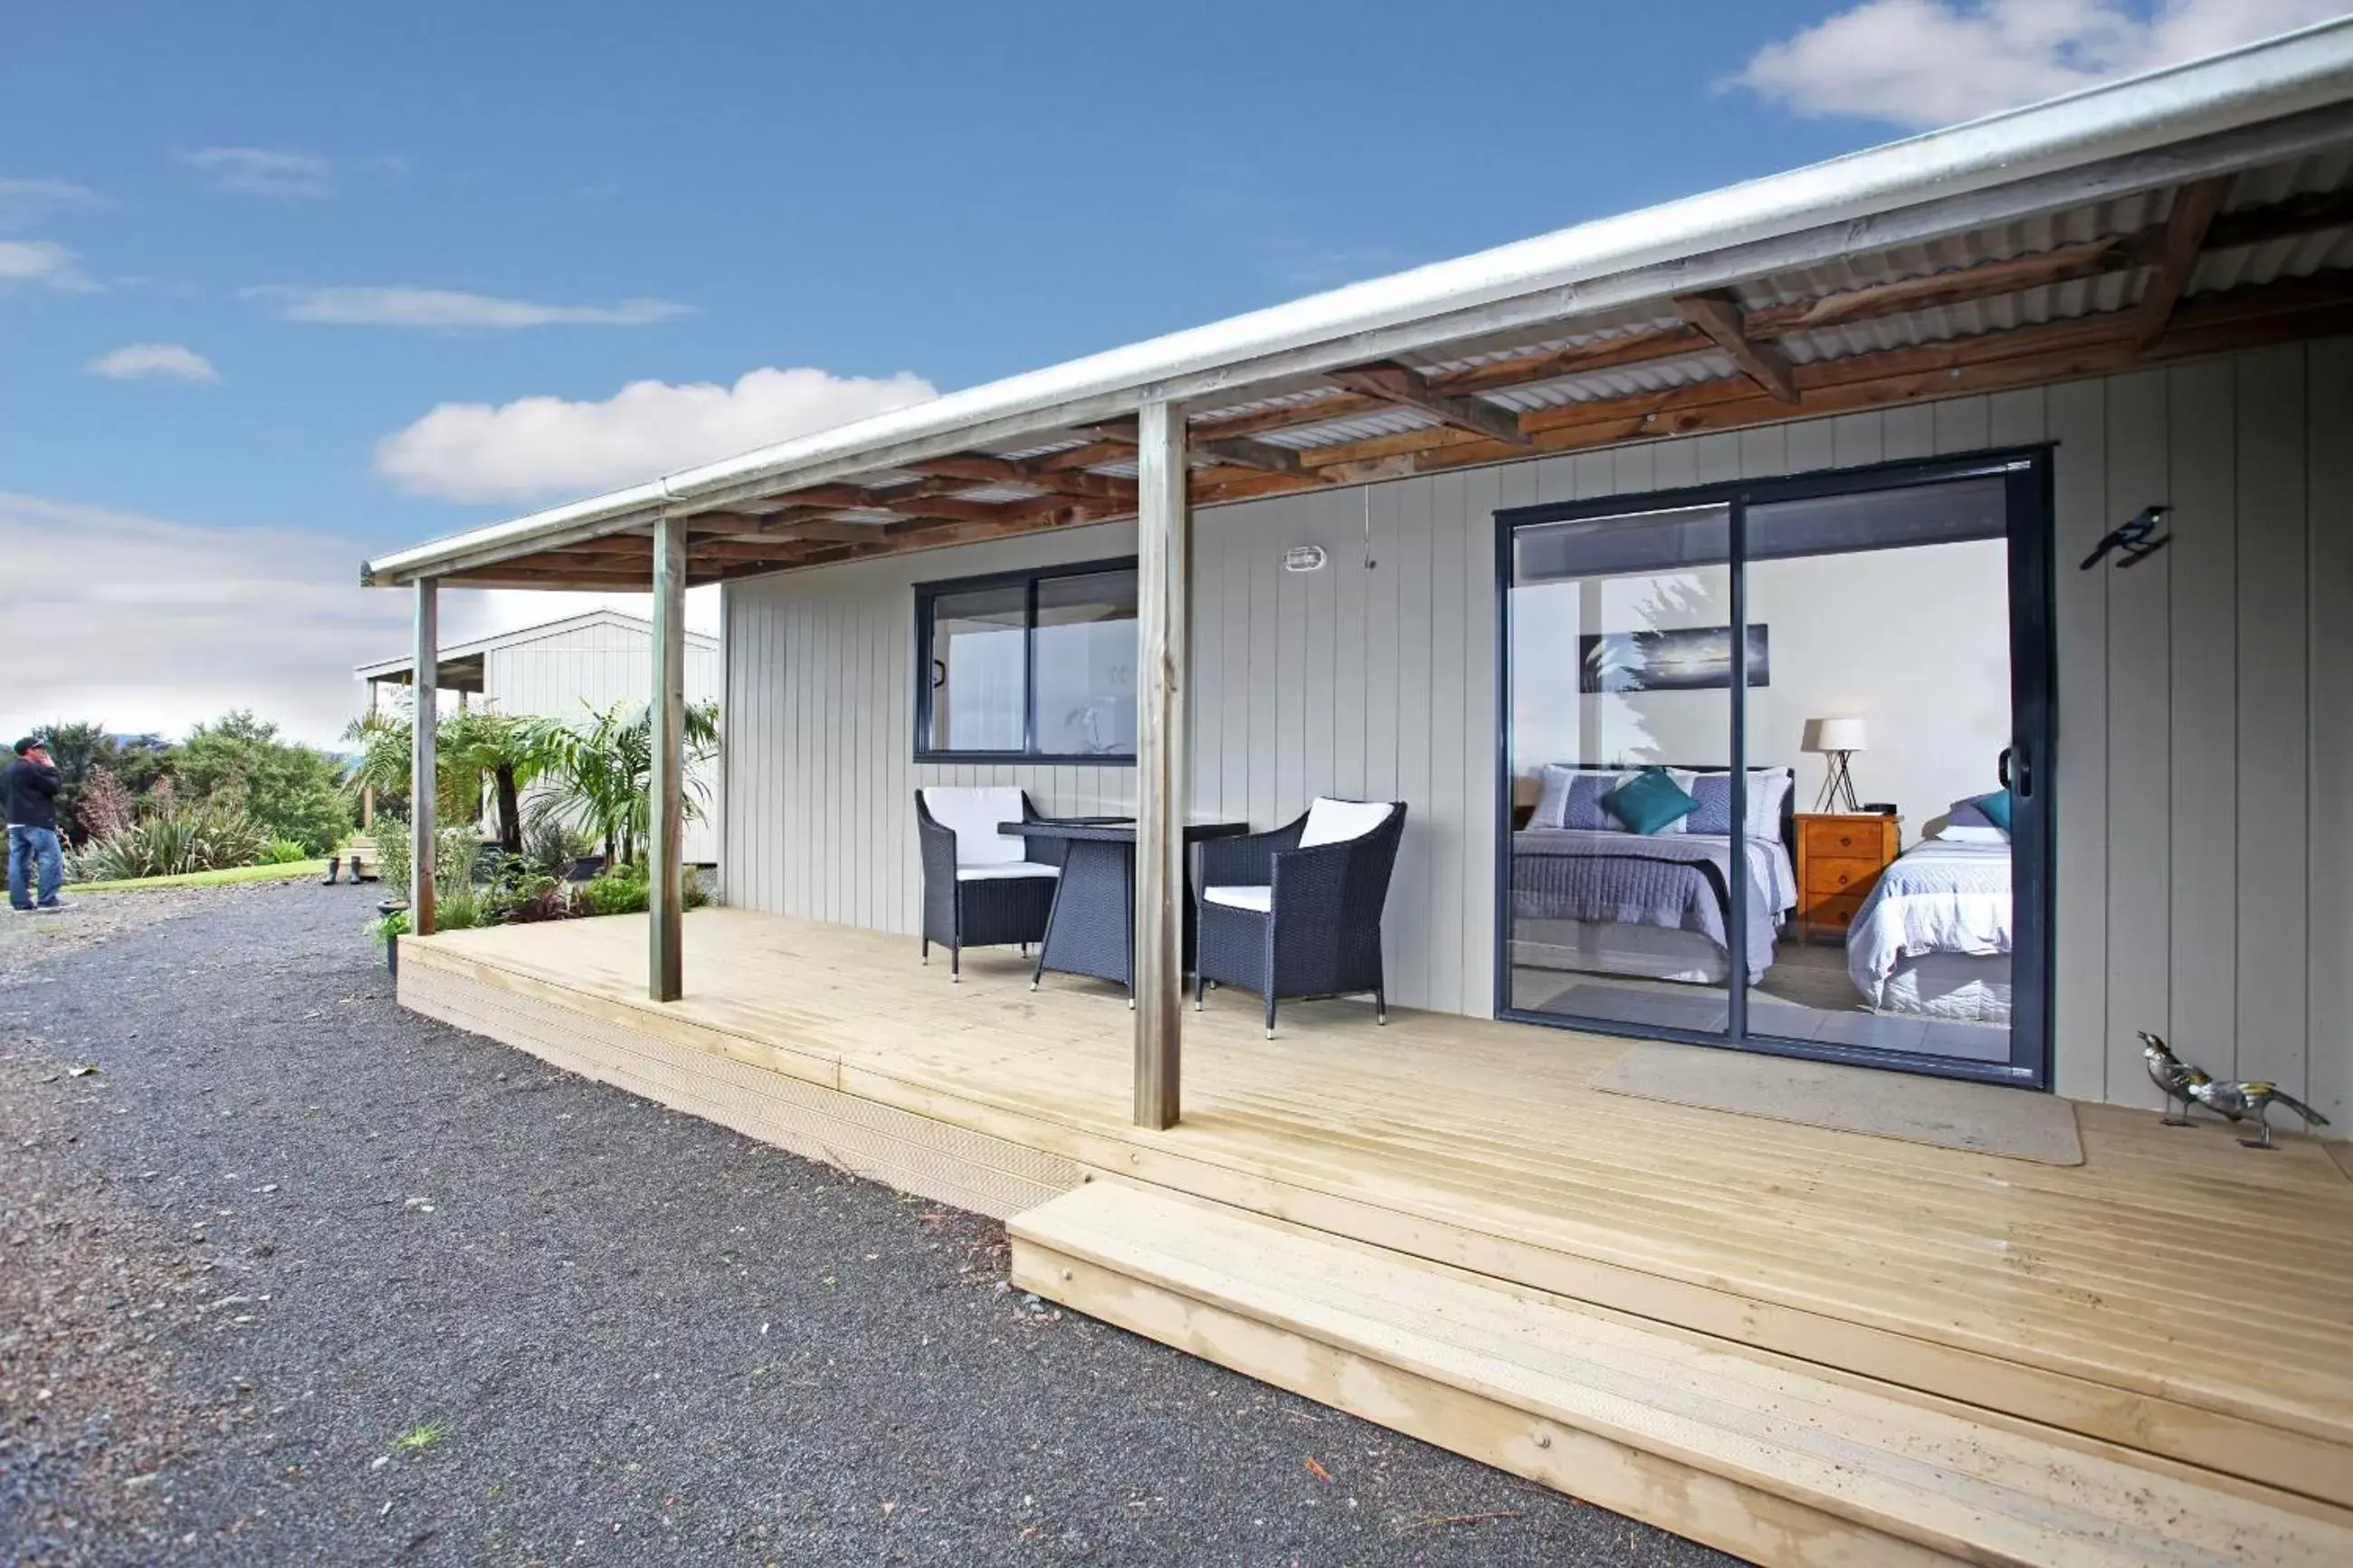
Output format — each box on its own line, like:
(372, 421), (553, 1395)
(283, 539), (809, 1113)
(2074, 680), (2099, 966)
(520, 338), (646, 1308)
(343, 695), (505, 838)
(441, 708), (542, 856)
(517, 699), (721, 868)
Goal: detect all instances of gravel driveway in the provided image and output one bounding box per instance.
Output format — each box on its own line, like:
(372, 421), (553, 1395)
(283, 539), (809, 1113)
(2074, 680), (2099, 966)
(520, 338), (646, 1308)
(0, 883), (1734, 1567)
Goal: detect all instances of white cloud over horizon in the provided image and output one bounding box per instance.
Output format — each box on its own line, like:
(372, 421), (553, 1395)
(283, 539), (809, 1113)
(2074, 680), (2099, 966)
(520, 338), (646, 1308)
(175, 145), (335, 198)
(246, 284), (693, 329)
(89, 342), (220, 382)
(0, 238), (96, 291)
(1729, 1), (2348, 128)
(373, 365), (938, 505)
(0, 176), (101, 229)
(0, 494), (722, 749)
(0, 493), (413, 746)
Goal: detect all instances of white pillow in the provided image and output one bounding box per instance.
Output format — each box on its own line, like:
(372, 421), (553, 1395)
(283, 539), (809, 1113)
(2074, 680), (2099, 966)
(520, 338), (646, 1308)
(1748, 767), (1793, 835)
(1532, 765), (1695, 832)
(1299, 796), (1394, 848)
(1934, 823), (2008, 845)
(1529, 765), (1593, 830)
(921, 785), (1026, 865)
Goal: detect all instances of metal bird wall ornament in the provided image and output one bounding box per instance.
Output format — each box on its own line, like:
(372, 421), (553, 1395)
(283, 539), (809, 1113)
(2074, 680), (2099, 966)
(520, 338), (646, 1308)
(2080, 505), (2172, 570)
(2139, 1032), (2333, 1150)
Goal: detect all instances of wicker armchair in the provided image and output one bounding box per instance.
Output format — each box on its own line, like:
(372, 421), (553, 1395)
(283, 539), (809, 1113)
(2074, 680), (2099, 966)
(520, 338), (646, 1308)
(916, 787), (1060, 981)
(1192, 797), (1407, 1036)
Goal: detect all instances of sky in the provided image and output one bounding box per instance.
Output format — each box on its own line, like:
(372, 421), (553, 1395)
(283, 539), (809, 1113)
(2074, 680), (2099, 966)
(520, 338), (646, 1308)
(3, 0), (2342, 745)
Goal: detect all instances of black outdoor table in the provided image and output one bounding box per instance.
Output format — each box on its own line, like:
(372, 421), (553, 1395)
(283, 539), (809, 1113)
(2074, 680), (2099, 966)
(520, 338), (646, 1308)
(1004, 817), (1250, 999)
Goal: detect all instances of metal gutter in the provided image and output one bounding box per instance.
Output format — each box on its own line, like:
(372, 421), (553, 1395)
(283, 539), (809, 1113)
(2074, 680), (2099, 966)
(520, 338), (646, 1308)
(364, 17), (2353, 584)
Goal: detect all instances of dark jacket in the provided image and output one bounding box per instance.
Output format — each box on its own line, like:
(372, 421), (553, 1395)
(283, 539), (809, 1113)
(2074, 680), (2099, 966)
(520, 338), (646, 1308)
(1, 757), (61, 831)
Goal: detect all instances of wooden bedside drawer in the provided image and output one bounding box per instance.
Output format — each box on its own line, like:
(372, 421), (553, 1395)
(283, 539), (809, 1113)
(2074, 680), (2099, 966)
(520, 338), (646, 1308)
(1793, 813), (1900, 945)
(1803, 890), (1869, 935)
(1802, 821), (1885, 858)
(1806, 858), (1885, 898)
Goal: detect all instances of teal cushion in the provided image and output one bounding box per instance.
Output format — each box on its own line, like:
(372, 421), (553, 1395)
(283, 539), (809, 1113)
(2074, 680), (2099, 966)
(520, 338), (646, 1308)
(1605, 769), (1699, 836)
(1970, 789), (2015, 834)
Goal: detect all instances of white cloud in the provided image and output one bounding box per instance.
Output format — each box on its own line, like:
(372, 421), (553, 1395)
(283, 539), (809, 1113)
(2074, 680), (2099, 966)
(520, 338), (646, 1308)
(1729, 1), (2348, 128)
(245, 284), (693, 328)
(0, 497), (732, 747)
(374, 365), (938, 505)
(88, 342), (220, 382)
(0, 176), (100, 229)
(0, 238), (96, 291)
(176, 145), (334, 197)
(0, 494), (414, 746)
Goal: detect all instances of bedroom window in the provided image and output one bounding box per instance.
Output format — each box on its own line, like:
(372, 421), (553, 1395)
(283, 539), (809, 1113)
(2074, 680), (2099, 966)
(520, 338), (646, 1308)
(1496, 453), (2051, 1088)
(915, 559), (1138, 763)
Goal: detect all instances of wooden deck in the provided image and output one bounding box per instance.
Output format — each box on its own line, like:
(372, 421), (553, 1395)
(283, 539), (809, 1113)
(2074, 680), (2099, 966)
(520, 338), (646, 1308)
(398, 908), (2353, 1561)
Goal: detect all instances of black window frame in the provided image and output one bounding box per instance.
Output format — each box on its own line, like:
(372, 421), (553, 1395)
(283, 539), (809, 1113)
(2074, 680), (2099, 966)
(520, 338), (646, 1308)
(1491, 446), (2057, 1091)
(913, 556), (1141, 765)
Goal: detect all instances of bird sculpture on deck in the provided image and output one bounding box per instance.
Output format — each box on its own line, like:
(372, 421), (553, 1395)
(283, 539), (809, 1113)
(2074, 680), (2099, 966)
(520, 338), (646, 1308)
(2139, 1031), (2331, 1150)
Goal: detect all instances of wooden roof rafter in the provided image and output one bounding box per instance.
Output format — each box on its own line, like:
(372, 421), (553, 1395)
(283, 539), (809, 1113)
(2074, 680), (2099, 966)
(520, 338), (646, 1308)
(2136, 176), (2236, 345)
(1324, 360), (1534, 444)
(1672, 290), (1801, 403)
(414, 172), (2353, 594)
(472, 258), (2353, 591)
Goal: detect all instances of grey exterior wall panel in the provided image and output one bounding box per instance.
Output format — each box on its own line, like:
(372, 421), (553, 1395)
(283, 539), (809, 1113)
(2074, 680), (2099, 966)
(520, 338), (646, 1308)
(719, 341), (2353, 1124)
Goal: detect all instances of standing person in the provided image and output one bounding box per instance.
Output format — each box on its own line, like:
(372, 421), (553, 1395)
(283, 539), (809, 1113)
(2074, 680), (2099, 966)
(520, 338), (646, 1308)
(4, 736), (67, 912)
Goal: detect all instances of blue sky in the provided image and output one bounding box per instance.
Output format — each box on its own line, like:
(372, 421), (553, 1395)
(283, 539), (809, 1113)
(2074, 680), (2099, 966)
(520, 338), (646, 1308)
(3, 0), (2336, 740)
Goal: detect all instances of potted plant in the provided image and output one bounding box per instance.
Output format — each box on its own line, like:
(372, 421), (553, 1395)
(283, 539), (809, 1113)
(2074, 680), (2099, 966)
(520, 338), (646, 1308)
(369, 908), (409, 979)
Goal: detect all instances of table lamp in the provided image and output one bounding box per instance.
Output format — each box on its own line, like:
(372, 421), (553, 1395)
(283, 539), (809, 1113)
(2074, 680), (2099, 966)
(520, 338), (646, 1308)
(1808, 717), (1868, 813)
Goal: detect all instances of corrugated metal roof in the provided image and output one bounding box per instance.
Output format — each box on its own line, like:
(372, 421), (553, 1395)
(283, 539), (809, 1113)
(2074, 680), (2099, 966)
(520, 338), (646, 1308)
(986, 147), (2351, 461)
(360, 22), (2353, 584)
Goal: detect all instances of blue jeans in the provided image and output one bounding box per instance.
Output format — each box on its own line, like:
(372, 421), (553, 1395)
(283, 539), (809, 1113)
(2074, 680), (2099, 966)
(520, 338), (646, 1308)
(7, 825), (62, 909)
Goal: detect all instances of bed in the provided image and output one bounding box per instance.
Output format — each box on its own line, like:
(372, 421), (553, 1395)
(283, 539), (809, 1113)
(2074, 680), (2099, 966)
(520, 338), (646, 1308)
(1844, 836), (2014, 1022)
(1510, 765), (1797, 985)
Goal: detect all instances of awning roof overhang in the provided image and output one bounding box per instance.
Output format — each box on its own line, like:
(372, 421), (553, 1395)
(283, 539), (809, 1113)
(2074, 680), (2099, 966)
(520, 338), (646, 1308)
(362, 19), (2353, 592)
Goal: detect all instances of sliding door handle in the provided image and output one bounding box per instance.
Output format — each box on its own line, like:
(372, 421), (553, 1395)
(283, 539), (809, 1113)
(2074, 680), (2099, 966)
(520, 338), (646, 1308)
(2001, 744), (2033, 800)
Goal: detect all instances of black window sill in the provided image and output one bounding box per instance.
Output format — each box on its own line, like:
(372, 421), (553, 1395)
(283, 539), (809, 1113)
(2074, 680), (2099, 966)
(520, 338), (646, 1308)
(913, 751), (1137, 767)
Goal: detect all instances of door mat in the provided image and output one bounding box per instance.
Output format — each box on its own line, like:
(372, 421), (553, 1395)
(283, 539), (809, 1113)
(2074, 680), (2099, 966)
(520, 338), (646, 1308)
(1592, 1041), (2083, 1165)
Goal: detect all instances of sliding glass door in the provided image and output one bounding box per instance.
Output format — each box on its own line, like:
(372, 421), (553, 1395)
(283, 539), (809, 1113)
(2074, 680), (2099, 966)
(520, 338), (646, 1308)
(1496, 452), (2051, 1087)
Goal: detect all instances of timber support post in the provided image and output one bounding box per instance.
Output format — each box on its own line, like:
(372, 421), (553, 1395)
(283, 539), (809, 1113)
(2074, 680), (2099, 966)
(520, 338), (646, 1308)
(1133, 399), (1189, 1129)
(410, 579), (438, 936)
(648, 508), (688, 1003)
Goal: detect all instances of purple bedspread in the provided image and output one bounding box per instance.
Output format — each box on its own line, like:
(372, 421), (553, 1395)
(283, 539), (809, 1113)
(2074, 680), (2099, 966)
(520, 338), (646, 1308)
(1510, 829), (1793, 980)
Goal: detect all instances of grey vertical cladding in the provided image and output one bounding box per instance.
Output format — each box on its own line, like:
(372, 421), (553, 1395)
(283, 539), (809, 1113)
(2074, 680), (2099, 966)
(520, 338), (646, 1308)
(718, 341), (2353, 1117)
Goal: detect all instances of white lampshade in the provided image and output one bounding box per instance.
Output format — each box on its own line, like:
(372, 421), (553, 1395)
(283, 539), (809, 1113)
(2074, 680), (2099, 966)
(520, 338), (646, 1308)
(1811, 717), (1869, 753)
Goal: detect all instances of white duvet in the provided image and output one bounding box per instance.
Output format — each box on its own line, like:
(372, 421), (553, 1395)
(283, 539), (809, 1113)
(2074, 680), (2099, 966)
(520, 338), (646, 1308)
(1845, 839), (2012, 1008)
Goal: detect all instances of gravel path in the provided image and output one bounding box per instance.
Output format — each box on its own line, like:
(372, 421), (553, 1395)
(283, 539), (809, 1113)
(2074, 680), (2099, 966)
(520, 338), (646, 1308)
(0, 884), (1736, 1567)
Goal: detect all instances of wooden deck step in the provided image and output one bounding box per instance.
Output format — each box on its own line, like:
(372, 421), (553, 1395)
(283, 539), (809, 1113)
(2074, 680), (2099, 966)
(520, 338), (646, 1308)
(1010, 1179), (2353, 1568)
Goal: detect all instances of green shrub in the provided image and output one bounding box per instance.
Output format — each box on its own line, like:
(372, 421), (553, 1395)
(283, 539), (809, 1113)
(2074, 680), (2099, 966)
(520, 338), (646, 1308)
(68, 803), (269, 882)
(484, 872), (574, 925)
(521, 821), (596, 880)
(257, 838), (310, 865)
(437, 826), (481, 889)
(369, 910), (410, 946)
(435, 889), (484, 932)
(176, 711), (353, 853)
(683, 868), (712, 909)
(375, 815), (410, 898)
(579, 867), (649, 917)
(369, 818), (481, 897)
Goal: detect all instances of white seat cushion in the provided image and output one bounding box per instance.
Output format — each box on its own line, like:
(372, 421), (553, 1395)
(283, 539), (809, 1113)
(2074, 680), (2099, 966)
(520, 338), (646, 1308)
(1203, 883), (1272, 913)
(922, 785), (1027, 866)
(1299, 796), (1395, 849)
(955, 860), (1060, 881)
